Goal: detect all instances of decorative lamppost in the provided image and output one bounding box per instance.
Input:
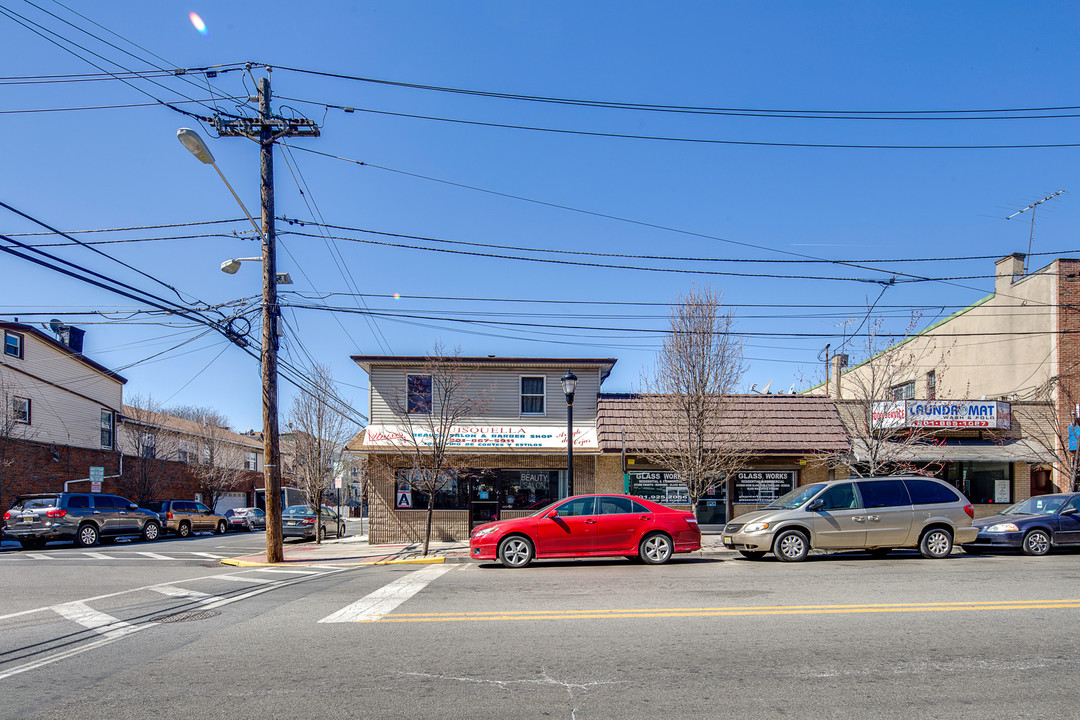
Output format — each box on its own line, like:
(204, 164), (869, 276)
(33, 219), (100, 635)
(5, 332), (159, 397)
(561, 370), (578, 497)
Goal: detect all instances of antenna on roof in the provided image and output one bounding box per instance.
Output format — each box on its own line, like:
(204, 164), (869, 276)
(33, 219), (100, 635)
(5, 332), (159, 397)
(1006, 190), (1065, 275)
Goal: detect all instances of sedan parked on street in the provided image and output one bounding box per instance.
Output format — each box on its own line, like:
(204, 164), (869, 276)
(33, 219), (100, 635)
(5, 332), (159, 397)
(282, 505), (347, 541)
(224, 507), (266, 532)
(962, 493), (1080, 556)
(469, 494), (701, 568)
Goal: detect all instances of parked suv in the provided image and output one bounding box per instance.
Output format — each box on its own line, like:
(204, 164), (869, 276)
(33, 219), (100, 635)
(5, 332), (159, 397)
(142, 500), (227, 537)
(2, 492), (162, 549)
(722, 476), (978, 562)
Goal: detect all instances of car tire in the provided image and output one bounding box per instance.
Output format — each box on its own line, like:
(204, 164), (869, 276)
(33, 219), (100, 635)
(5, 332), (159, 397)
(216, 520), (227, 535)
(1021, 529), (1051, 556)
(337, 523), (345, 538)
(142, 521), (161, 542)
(773, 529), (809, 562)
(639, 532), (674, 565)
(919, 528), (953, 559)
(177, 522), (191, 538)
(317, 526), (326, 542)
(76, 523), (99, 548)
(738, 550), (766, 560)
(498, 535), (534, 568)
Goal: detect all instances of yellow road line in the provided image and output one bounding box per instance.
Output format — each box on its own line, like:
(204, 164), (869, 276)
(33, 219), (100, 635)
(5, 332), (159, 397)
(368, 599), (1080, 623)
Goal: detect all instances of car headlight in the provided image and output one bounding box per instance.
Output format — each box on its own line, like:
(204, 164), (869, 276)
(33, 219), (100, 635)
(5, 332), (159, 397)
(743, 522), (770, 533)
(472, 526), (499, 538)
(985, 523), (1020, 533)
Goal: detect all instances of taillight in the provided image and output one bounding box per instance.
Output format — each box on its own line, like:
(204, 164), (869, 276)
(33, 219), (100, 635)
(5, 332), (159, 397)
(46, 509), (67, 518)
(166, 511), (173, 519)
(301, 518), (315, 525)
(2, 511), (10, 520)
(964, 504), (974, 519)
(685, 516), (698, 527)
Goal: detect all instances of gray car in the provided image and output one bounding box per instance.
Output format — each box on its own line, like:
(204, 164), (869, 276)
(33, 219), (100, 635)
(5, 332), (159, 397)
(2, 492), (163, 549)
(721, 475), (978, 562)
(282, 505), (346, 541)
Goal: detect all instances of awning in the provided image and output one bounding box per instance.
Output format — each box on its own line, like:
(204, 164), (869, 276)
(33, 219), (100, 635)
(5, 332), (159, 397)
(851, 438), (1055, 464)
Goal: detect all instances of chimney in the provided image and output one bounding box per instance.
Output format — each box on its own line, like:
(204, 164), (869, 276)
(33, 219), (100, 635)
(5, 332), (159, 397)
(830, 354), (848, 398)
(995, 253), (1026, 295)
(62, 326), (85, 354)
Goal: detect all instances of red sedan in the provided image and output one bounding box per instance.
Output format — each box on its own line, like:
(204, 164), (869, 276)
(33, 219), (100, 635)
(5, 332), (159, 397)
(469, 494), (701, 568)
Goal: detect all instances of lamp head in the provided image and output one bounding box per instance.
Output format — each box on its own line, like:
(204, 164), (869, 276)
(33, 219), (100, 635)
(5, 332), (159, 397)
(561, 370), (578, 399)
(220, 259), (242, 274)
(177, 128), (216, 165)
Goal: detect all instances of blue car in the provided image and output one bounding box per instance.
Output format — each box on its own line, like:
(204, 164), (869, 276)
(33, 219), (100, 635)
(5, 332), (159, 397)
(963, 493), (1080, 556)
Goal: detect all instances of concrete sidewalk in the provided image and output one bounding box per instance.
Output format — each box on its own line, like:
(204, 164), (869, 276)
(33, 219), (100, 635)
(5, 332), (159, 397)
(220, 525), (735, 567)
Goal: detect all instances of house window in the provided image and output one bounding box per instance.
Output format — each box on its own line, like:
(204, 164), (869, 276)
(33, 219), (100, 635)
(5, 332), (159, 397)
(520, 376), (546, 415)
(926, 371), (936, 400)
(100, 410), (114, 448)
(891, 382), (915, 400)
(141, 432), (156, 459)
(178, 442), (195, 463)
(13, 397), (30, 424)
(245, 451), (258, 471)
(407, 374), (432, 414)
(4, 331), (23, 359)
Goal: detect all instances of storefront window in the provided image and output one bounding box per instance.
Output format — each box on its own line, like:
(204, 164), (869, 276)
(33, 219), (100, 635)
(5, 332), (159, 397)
(500, 470), (559, 510)
(946, 462), (1012, 504)
(395, 469), (468, 510)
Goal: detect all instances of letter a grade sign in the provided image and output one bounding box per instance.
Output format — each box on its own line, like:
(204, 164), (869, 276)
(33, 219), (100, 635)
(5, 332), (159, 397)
(396, 490), (412, 509)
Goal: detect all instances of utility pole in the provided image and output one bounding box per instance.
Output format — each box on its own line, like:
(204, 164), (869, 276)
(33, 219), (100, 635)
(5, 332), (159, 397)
(214, 72), (319, 563)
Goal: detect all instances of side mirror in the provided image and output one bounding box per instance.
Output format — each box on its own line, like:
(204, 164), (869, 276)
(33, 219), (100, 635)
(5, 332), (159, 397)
(1061, 507), (1078, 517)
(807, 499), (825, 512)
(544, 509), (559, 519)
(128, 503), (138, 510)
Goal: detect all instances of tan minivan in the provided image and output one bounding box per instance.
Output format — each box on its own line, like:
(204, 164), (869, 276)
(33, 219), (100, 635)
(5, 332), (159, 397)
(722, 476), (978, 562)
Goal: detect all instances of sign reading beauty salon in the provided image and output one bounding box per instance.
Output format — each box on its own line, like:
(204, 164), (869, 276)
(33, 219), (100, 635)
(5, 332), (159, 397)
(364, 424), (598, 449)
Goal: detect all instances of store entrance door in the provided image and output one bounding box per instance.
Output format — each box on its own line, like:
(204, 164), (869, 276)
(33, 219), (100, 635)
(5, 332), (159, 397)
(470, 473), (499, 528)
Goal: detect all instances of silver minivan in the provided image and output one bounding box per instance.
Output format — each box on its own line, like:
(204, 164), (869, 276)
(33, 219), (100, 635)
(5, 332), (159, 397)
(721, 476), (978, 562)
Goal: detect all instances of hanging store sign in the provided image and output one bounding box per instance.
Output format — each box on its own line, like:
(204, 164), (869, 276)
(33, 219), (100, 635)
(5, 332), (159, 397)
(872, 400), (1011, 430)
(364, 424), (598, 450)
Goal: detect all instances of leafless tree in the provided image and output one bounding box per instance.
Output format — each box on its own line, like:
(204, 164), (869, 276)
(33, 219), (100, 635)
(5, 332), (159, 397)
(386, 342), (484, 556)
(169, 406), (248, 513)
(823, 315), (950, 478)
(634, 286), (755, 521)
(287, 363), (357, 544)
(1014, 374), (1079, 493)
(118, 395), (179, 505)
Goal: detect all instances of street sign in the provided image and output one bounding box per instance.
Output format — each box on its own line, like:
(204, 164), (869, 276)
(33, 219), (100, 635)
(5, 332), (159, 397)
(1069, 425), (1080, 451)
(89, 466), (104, 492)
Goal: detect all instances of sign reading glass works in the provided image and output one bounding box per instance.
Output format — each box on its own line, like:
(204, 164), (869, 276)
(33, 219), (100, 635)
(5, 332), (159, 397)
(627, 469), (797, 505)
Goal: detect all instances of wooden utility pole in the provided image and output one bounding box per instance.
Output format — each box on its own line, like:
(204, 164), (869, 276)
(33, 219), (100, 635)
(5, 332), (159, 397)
(215, 72), (319, 563)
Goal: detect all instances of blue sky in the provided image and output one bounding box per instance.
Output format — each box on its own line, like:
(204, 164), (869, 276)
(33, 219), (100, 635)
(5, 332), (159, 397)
(2, 1), (1078, 431)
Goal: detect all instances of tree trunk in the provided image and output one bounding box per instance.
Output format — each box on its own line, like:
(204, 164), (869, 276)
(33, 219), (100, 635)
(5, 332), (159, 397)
(423, 493), (435, 556)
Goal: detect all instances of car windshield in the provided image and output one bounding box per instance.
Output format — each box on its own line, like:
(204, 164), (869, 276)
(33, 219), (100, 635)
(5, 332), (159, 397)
(764, 484), (826, 510)
(999, 496), (1067, 515)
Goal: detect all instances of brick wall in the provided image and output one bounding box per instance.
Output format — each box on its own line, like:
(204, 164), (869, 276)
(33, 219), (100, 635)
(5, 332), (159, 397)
(1057, 259), (1080, 492)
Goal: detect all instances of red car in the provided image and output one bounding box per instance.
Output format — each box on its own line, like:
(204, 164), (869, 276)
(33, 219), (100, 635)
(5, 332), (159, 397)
(469, 494), (701, 568)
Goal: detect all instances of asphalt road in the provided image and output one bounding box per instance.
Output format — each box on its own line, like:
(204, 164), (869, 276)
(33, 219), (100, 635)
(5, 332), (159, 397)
(3, 542), (1080, 719)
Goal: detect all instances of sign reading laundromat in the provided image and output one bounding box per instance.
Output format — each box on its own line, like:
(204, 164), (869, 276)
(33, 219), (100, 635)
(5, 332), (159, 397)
(872, 400), (1011, 430)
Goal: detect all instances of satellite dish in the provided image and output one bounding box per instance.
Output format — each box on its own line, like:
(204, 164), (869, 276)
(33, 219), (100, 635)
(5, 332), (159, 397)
(761, 380), (773, 395)
(48, 318), (65, 334)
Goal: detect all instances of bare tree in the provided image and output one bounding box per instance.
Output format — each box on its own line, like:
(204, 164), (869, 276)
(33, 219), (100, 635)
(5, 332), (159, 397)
(1014, 373), (1079, 493)
(169, 406), (248, 513)
(118, 395), (179, 505)
(823, 315), (950, 478)
(386, 342), (483, 556)
(287, 363), (357, 544)
(635, 286), (755, 522)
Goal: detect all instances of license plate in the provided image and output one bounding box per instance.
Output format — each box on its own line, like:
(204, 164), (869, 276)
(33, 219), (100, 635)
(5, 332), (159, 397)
(21, 514), (36, 523)
(722, 535), (731, 544)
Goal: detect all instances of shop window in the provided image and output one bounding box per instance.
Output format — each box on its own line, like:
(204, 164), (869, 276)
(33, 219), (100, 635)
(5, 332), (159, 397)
(891, 382), (915, 400)
(407, 374), (432, 414)
(100, 410), (114, 448)
(953, 461), (1012, 504)
(396, 469), (468, 510)
(520, 376), (546, 415)
(13, 397), (30, 424)
(500, 470), (559, 510)
(4, 330), (23, 359)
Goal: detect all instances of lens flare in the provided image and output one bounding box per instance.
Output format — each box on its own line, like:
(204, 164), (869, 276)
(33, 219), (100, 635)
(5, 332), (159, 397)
(393, 293), (401, 299)
(189, 12), (208, 35)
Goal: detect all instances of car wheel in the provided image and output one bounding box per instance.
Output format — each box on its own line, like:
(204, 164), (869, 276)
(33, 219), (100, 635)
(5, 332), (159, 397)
(773, 529), (809, 562)
(337, 523), (345, 538)
(76, 523), (99, 547)
(498, 535), (534, 568)
(317, 525), (326, 542)
(177, 522), (191, 538)
(919, 528), (953, 559)
(738, 550), (766, 560)
(869, 548), (892, 558)
(639, 532), (674, 565)
(216, 520), (227, 535)
(1022, 529), (1051, 556)
(142, 521), (161, 542)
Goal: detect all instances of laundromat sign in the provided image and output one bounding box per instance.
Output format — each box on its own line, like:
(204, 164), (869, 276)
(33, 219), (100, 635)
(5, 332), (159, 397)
(364, 424), (597, 449)
(872, 400), (1011, 430)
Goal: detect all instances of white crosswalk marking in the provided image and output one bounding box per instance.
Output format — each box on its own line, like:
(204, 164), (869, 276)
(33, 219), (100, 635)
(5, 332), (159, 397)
(188, 552), (226, 559)
(135, 551), (172, 560)
(249, 568), (322, 575)
(52, 601), (142, 639)
(81, 552), (112, 559)
(319, 565), (453, 624)
(25, 553), (54, 560)
(212, 574), (270, 584)
(149, 585), (215, 601)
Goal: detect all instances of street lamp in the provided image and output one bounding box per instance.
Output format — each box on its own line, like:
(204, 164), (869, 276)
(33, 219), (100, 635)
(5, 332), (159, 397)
(561, 370), (577, 497)
(177, 127), (285, 564)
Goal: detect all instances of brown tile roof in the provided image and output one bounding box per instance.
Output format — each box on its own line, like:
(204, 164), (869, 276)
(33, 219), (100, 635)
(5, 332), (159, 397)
(597, 393), (850, 454)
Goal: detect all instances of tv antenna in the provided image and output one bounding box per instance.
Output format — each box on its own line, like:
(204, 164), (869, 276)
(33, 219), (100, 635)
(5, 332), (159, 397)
(1006, 190), (1065, 274)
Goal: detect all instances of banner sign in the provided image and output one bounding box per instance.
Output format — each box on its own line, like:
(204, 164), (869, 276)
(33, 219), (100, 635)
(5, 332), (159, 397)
(734, 470), (796, 504)
(872, 401), (1011, 430)
(364, 424), (597, 450)
(626, 471), (689, 504)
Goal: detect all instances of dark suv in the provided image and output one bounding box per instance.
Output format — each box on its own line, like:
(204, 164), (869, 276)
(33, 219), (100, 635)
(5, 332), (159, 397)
(2, 492), (163, 549)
